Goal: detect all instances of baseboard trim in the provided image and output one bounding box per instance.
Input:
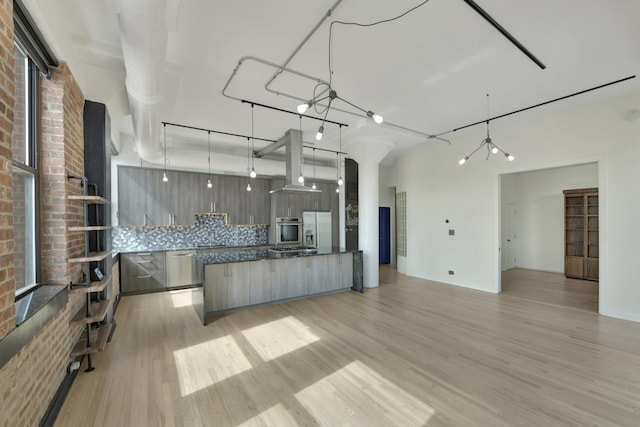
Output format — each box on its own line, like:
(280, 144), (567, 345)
(39, 364), (79, 427)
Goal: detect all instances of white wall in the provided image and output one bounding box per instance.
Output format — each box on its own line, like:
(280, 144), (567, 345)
(391, 90), (640, 322)
(502, 163), (598, 273)
(379, 165), (396, 264)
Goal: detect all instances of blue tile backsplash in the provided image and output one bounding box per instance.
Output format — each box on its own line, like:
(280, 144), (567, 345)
(112, 213), (269, 252)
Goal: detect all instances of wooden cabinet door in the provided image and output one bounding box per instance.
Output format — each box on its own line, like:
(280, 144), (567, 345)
(305, 256), (327, 295)
(204, 263), (227, 312)
(117, 166), (146, 226)
(227, 262), (251, 308)
(250, 260), (272, 304)
(145, 169), (171, 226)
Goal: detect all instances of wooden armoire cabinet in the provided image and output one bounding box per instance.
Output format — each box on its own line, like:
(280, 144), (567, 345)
(563, 188), (598, 281)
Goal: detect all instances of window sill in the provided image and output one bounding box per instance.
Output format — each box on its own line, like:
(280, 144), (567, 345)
(0, 284), (68, 369)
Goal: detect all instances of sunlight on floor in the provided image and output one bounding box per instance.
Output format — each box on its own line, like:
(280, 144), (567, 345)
(170, 289), (193, 308)
(173, 335), (252, 397)
(295, 360), (435, 426)
(241, 315), (320, 362)
(238, 403), (299, 426)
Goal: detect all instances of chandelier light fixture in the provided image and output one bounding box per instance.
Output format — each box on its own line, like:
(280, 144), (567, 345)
(162, 123), (169, 182)
(299, 85), (383, 142)
(458, 94), (514, 165)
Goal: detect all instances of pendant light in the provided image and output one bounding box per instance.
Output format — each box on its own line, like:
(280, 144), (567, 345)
(246, 137), (252, 191)
(458, 94), (514, 165)
(162, 123), (169, 182)
(298, 115), (304, 183)
(311, 148), (317, 190)
(207, 131), (213, 188)
(335, 151), (340, 193)
(337, 125), (343, 186)
(249, 104), (257, 178)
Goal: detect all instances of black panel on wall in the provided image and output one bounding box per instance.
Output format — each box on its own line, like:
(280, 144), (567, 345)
(345, 158), (358, 251)
(83, 100), (112, 295)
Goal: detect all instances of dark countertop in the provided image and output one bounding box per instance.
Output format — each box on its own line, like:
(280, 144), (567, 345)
(196, 247), (357, 266)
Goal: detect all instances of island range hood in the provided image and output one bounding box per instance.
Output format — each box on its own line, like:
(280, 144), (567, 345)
(254, 128), (321, 194)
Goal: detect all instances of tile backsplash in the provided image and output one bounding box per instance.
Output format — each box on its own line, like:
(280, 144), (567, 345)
(112, 213), (269, 252)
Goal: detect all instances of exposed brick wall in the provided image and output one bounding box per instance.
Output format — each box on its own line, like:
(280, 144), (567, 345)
(0, 60), (87, 427)
(0, 0), (16, 341)
(41, 63), (84, 285)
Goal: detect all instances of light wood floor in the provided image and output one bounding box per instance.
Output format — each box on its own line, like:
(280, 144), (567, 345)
(56, 267), (640, 426)
(502, 268), (599, 312)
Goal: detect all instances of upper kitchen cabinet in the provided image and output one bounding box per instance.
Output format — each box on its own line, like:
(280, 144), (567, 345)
(118, 166), (272, 226)
(118, 166), (148, 226)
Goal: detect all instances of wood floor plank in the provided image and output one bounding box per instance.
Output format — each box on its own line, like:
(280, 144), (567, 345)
(55, 266), (640, 426)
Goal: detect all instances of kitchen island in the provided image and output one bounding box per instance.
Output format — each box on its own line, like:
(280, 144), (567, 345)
(193, 248), (363, 324)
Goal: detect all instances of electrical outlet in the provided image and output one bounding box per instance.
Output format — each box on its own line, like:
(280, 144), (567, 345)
(449, 229), (455, 236)
(448, 270), (454, 275)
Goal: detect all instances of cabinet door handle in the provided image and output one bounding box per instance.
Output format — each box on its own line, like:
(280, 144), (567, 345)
(137, 260), (153, 264)
(138, 253), (152, 256)
(137, 275), (152, 279)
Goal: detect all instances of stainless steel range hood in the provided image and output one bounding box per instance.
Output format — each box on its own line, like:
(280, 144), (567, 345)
(255, 128), (321, 194)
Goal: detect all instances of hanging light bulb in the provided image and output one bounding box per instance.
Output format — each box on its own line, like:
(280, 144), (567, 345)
(366, 111), (384, 124)
(312, 182), (317, 190)
(162, 123), (169, 182)
(315, 125), (324, 141)
(338, 177), (343, 186)
(298, 174), (304, 184)
(250, 167), (257, 179)
(207, 179), (213, 188)
(506, 153), (515, 161)
(246, 183), (252, 191)
(491, 145), (499, 154)
(297, 101), (311, 114)
(336, 187), (340, 193)
(459, 157), (468, 165)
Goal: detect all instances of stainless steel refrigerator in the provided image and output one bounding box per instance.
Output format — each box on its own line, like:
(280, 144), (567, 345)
(302, 211), (332, 251)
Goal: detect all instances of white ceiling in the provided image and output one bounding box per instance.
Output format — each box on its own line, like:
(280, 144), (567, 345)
(22, 0), (640, 169)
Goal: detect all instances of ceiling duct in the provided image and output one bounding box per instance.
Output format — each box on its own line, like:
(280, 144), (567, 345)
(117, 0), (167, 163)
(255, 129), (321, 194)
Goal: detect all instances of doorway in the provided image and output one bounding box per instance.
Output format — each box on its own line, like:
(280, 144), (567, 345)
(499, 162), (599, 312)
(379, 207), (391, 264)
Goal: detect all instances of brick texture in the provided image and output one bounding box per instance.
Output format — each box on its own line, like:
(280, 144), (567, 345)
(0, 58), (87, 426)
(0, 0), (16, 341)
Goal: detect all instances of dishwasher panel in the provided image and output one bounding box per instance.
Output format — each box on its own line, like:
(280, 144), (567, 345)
(166, 250), (197, 288)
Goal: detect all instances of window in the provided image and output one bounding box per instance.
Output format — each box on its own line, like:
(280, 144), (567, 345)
(12, 43), (39, 296)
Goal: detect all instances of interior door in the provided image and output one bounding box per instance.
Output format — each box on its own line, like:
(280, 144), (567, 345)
(379, 207), (391, 264)
(502, 203), (517, 270)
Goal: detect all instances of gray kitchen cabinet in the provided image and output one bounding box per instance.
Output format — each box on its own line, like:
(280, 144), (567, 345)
(117, 166), (146, 226)
(145, 168), (171, 226)
(248, 178), (270, 224)
(305, 255), (328, 294)
(325, 253), (353, 291)
(226, 262), (251, 309)
(285, 257), (307, 298)
(120, 252), (166, 293)
(250, 260), (272, 304)
(204, 263), (228, 312)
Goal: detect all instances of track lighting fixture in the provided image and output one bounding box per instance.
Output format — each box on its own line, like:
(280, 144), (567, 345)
(458, 94), (514, 165)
